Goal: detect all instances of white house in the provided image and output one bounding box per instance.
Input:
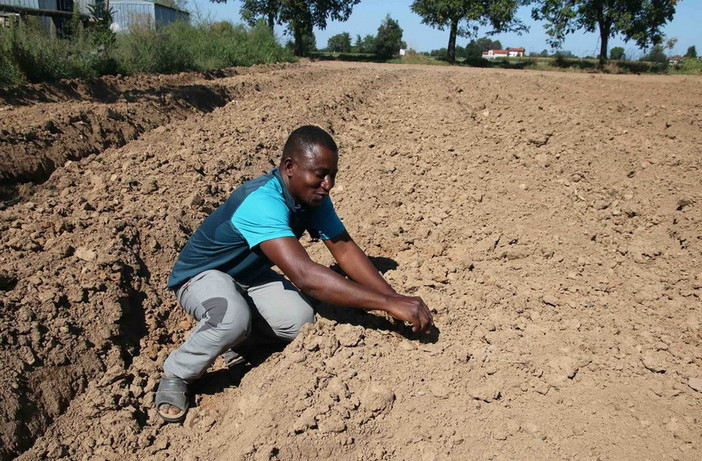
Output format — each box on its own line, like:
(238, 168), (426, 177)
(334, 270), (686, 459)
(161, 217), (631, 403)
(482, 47), (525, 60)
(482, 49), (508, 59)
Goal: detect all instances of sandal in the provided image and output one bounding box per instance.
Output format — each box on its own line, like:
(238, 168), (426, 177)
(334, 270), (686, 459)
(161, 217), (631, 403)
(221, 348), (246, 368)
(155, 376), (189, 423)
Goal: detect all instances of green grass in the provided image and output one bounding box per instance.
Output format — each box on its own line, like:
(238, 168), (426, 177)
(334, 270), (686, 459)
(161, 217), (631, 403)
(309, 49), (687, 75)
(672, 58), (702, 75)
(0, 18), (103, 84)
(0, 19), (295, 89)
(309, 51), (382, 62)
(388, 53), (449, 66)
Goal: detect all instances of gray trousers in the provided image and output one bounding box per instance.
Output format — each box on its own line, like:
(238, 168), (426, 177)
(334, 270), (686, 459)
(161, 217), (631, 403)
(163, 269), (315, 382)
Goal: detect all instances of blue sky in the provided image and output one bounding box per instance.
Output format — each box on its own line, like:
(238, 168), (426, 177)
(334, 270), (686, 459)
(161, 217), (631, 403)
(188, 0), (701, 58)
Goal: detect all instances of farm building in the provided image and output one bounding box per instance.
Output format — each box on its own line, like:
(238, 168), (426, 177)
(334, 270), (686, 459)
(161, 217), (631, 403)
(110, 0), (189, 33)
(0, 0), (189, 36)
(0, 0), (80, 35)
(482, 47), (526, 59)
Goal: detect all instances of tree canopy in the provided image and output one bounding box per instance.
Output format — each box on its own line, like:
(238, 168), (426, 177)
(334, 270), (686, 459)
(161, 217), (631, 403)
(640, 44), (667, 63)
(375, 15), (405, 59)
(465, 37), (503, 58)
(609, 46), (625, 60)
(532, 0), (678, 67)
(237, 0), (360, 56)
(411, 0), (527, 63)
(685, 45), (697, 59)
(354, 34), (376, 54)
(327, 32), (352, 52)
(238, 0), (281, 31)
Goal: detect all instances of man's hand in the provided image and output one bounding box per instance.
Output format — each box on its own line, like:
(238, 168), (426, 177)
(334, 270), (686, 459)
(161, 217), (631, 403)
(260, 236), (433, 333)
(383, 294), (433, 333)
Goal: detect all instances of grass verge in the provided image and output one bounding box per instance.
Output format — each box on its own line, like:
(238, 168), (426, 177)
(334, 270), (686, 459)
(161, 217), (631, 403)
(0, 19), (295, 88)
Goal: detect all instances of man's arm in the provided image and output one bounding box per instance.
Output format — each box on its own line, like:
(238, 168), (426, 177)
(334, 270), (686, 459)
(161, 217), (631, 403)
(323, 231), (396, 295)
(259, 237), (432, 333)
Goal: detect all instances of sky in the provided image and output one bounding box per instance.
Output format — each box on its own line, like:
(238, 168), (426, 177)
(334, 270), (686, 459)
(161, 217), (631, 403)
(187, 0), (701, 58)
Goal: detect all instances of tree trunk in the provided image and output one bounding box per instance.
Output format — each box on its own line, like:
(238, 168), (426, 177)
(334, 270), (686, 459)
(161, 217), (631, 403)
(447, 18), (458, 63)
(598, 23), (610, 68)
(292, 22), (304, 57)
(267, 12), (275, 31)
(596, 5), (611, 69)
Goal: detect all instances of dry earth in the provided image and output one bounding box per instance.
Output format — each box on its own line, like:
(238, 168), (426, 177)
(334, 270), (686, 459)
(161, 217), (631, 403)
(0, 61), (701, 461)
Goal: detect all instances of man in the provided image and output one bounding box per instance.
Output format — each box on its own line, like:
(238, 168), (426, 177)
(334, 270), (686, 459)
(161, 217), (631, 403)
(157, 125), (432, 423)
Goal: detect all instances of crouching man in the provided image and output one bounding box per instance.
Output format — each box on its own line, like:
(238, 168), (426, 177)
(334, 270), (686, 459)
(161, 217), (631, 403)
(156, 125), (433, 423)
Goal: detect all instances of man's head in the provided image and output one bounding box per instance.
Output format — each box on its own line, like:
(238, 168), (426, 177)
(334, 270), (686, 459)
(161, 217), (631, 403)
(280, 126), (339, 208)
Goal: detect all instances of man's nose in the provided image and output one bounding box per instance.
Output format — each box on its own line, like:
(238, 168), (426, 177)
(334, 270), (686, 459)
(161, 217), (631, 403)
(321, 175), (334, 191)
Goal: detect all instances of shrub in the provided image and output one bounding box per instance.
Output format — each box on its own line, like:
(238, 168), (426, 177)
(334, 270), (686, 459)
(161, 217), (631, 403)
(0, 18), (294, 88)
(0, 27), (21, 87)
(115, 22), (193, 74)
(116, 20), (295, 74)
(8, 19), (101, 83)
(375, 15), (403, 59)
(677, 58), (702, 75)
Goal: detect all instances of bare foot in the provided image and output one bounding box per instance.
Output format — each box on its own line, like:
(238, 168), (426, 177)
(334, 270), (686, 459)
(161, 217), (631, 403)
(158, 403), (184, 417)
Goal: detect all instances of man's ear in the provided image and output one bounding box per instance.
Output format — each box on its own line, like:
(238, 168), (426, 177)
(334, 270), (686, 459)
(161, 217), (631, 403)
(282, 156), (295, 176)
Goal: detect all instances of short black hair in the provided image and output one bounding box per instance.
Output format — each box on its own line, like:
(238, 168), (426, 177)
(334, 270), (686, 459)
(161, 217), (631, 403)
(282, 125), (338, 161)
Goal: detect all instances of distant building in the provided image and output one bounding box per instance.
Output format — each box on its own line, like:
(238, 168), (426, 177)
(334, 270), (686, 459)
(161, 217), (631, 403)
(0, 0), (83, 35)
(110, 0), (189, 33)
(482, 47), (526, 59)
(0, 0), (189, 36)
(668, 55), (685, 66)
(0, 11), (19, 27)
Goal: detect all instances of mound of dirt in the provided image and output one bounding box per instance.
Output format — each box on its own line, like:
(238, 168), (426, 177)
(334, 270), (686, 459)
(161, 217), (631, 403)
(0, 64), (291, 201)
(1, 62), (700, 461)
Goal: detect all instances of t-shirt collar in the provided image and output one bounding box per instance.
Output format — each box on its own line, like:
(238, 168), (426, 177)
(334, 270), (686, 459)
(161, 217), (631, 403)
(272, 167), (304, 213)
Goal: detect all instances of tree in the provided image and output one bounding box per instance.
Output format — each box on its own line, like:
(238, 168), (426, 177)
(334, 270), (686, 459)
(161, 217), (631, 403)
(375, 15), (404, 59)
(238, 0), (281, 31)
(610, 46), (625, 60)
(327, 32), (352, 52)
(411, 0), (526, 64)
(532, 0), (678, 68)
(465, 37), (502, 58)
(237, 0), (360, 57)
(429, 47), (448, 58)
(554, 49), (574, 58)
(455, 44), (467, 59)
(87, 3), (116, 50)
(285, 28), (317, 55)
(353, 34), (376, 53)
(640, 44), (667, 63)
(685, 45), (697, 59)
(665, 37), (678, 52)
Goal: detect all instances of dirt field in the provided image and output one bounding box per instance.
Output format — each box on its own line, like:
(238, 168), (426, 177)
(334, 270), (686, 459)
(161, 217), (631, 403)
(1, 61), (700, 461)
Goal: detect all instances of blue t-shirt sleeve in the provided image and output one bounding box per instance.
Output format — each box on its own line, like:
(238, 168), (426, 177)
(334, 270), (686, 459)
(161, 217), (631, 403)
(309, 196), (346, 240)
(231, 193), (295, 248)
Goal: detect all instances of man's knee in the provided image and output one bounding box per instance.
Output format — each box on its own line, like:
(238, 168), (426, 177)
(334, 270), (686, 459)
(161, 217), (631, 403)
(197, 296), (251, 347)
(275, 306), (315, 342)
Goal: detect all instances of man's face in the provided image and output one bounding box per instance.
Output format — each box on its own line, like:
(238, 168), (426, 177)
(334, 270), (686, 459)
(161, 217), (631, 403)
(283, 144), (338, 208)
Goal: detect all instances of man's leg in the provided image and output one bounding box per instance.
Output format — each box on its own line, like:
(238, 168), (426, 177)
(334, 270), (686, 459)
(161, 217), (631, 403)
(244, 271), (316, 343)
(163, 270), (252, 382)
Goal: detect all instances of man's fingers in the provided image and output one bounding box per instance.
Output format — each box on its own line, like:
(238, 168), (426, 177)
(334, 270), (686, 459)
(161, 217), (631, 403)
(414, 309), (430, 333)
(419, 301), (432, 331)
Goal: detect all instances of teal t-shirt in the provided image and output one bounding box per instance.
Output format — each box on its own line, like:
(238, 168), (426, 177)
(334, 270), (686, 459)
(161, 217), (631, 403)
(168, 168), (345, 290)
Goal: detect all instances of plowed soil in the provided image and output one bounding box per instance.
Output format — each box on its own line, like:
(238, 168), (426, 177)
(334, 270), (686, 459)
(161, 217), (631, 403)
(1, 61), (700, 461)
